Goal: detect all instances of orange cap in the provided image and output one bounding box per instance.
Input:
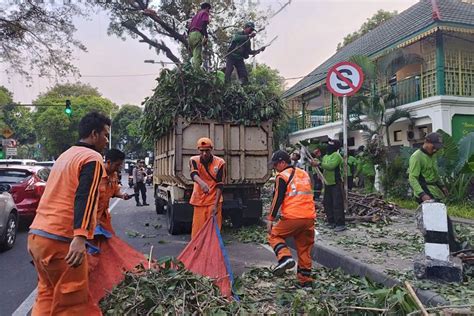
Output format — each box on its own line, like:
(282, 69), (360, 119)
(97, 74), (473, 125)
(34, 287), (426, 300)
(197, 137), (213, 149)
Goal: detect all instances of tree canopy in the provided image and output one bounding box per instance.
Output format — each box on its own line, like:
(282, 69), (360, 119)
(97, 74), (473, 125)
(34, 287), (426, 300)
(33, 83), (118, 159)
(112, 104), (151, 159)
(96, 0), (283, 68)
(0, 1), (87, 78)
(337, 10), (398, 51)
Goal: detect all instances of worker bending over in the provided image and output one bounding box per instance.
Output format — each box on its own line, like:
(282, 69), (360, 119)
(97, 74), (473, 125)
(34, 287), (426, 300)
(189, 137), (226, 239)
(267, 150), (316, 287)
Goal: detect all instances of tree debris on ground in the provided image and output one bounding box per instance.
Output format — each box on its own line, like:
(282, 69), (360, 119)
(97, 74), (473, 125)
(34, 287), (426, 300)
(225, 225), (267, 244)
(346, 192), (401, 223)
(100, 257), (424, 315)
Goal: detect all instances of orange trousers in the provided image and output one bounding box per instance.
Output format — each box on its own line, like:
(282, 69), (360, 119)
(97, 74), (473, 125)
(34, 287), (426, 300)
(268, 218), (315, 283)
(28, 234), (101, 316)
(191, 203), (222, 239)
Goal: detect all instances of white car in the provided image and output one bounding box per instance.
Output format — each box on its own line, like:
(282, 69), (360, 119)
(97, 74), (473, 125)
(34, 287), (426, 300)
(0, 184), (18, 251)
(0, 159), (37, 166)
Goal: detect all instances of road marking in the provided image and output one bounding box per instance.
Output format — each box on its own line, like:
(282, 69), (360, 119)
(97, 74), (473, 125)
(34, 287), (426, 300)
(12, 288), (37, 316)
(12, 197), (124, 315)
(260, 243), (274, 254)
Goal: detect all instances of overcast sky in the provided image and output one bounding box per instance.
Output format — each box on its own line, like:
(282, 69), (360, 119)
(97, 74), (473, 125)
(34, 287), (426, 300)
(0, 0), (418, 106)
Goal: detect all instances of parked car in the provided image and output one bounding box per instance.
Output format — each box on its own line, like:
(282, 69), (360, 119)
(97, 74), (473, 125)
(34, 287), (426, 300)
(0, 184), (18, 251)
(35, 161), (55, 167)
(0, 166), (50, 223)
(0, 159), (37, 166)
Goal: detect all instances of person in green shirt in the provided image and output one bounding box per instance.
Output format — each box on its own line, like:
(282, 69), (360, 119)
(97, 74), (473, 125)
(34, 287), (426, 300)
(224, 22), (265, 85)
(355, 148), (375, 193)
(408, 132), (446, 202)
(312, 140), (345, 231)
(408, 132), (461, 251)
(346, 150), (358, 191)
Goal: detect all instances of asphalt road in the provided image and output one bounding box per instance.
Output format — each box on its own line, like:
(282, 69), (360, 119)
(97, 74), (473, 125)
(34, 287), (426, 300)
(0, 185), (275, 315)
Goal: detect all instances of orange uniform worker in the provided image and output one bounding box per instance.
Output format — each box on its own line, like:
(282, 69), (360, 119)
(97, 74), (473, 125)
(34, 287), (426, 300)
(267, 150), (316, 286)
(28, 112), (110, 316)
(96, 149), (131, 235)
(189, 137), (225, 239)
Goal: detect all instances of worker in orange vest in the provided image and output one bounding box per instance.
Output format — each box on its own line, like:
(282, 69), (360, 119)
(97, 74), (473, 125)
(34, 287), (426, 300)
(267, 150), (316, 286)
(189, 137), (226, 239)
(87, 148), (145, 309)
(95, 149), (131, 235)
(28, 112), (110, 315)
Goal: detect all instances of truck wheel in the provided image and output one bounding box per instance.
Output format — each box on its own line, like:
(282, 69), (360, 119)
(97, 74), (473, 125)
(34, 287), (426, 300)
(242, 217), (261, 226)
(0, 213), (18, 251)
(230, 210), (243, 229)
(155, 198), (165, 215)
(166, 202), (183, 235)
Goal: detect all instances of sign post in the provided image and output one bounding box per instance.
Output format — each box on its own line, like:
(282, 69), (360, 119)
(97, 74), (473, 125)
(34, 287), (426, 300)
(326, 61), (364, 211)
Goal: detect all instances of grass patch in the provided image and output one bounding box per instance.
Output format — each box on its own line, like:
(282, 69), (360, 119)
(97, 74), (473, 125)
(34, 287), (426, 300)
(389, 198), (474, 220)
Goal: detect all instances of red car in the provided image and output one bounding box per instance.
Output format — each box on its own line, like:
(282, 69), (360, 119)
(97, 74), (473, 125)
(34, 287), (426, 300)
(0, 166), (50, 222)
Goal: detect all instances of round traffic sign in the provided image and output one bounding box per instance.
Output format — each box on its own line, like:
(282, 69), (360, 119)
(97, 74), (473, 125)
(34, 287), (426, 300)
(326, 62), (364, 97)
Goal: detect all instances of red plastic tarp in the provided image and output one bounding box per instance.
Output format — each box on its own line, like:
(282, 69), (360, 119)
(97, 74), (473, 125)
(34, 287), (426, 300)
(88, 236), (146, 306)
(177, 216), (235, 298)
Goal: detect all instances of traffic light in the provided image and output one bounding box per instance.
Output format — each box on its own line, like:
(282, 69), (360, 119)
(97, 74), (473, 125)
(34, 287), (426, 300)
(65, 99), (73, 117)
(0, 142), (4, 159)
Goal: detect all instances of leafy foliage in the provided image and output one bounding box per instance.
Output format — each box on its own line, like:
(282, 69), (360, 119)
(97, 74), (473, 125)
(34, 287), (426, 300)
(0, 1), (87, 78)
(0, 87), (36, 146)
(32, 83), (118, 159)
(142, 66), (285, 141)
(436, 130), (474, 204)
(112, 105), (152, 159)
(97, 0), (276, 67)
(337, 10), (398, 50)
(101, 257), (419, 315)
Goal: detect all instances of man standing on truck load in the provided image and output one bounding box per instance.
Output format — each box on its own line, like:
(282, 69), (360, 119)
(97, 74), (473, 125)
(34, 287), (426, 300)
(407, 132), (461, 251)
(189, 137), (226, 239)
(267, 150), (316, 287)
(188, 2), (211, 69)
(224, 22), (265, 85)
(28, 111), (110, 315)
(133, 159), (149, 206)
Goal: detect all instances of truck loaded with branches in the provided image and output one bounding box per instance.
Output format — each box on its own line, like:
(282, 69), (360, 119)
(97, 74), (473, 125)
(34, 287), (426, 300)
(142, 66), (285, 234)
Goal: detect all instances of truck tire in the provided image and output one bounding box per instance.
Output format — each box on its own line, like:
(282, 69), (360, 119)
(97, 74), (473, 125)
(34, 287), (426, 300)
(155, 198), (165, 215)
(230, 210), (243, 229)
(166, 202), (183, 235)
(242, 217), (261, 226)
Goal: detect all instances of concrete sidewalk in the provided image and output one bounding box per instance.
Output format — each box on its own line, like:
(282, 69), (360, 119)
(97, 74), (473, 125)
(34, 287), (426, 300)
(296, 212), (474, 306)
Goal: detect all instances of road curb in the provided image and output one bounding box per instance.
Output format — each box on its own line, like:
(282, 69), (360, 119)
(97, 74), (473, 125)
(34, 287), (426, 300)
(286, 238), (448, 307)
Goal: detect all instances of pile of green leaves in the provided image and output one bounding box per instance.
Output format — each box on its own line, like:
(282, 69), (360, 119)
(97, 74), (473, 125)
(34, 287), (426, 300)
(142, 66), (285, 140)
(100, 258), (235, 315)
(101, 257), (419, 315)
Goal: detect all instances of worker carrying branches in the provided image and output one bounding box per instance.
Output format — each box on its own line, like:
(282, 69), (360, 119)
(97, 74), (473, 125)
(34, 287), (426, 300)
(225, 22), (265, 85)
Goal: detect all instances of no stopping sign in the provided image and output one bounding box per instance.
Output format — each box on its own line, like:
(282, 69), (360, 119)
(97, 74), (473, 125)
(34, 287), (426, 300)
(326, 62), (364, 97)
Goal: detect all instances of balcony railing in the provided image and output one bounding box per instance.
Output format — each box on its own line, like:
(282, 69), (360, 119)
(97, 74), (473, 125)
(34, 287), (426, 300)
(289, 76), (423, 133)
(387, 76), (421, 108)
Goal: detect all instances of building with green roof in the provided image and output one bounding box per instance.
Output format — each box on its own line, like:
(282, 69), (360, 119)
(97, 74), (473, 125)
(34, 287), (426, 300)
(284, 0), (474, 147)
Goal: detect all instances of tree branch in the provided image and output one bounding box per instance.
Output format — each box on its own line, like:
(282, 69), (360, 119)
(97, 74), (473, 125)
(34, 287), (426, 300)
(121, 21), (181, 65)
